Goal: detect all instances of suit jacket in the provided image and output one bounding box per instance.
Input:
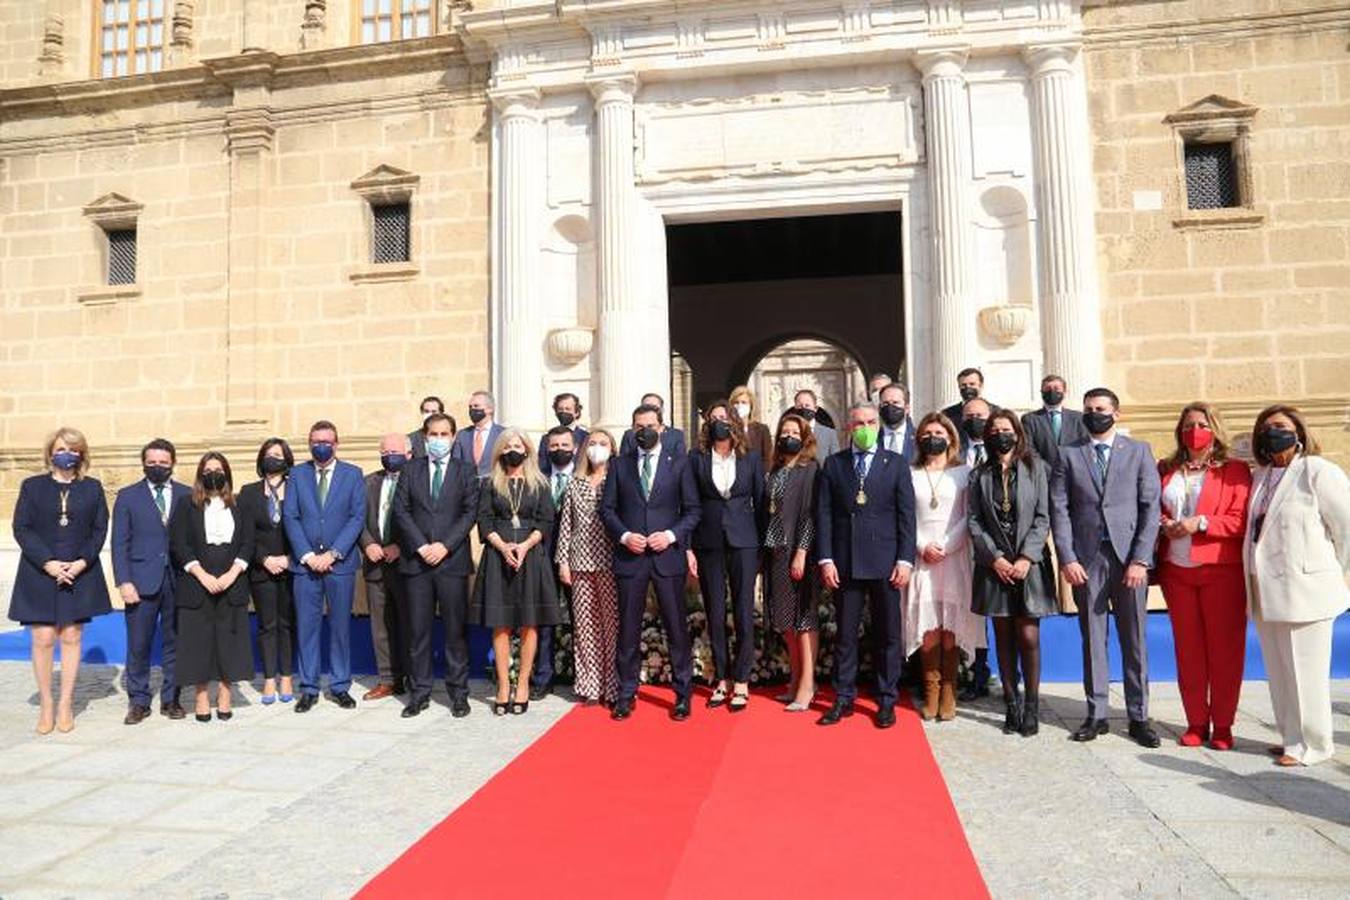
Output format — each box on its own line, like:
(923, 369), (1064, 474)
(409, 429), (427, 459)
(168, 499), (255, 609)
(8, 475), (111, 624)
(967, 458), (1057, 616)
(111, 479), (191, 595)
(236, 481), (291, 583)
(1022, 408), (1089, 468)
(688, 450), (766, 551)
(1049, 434), (1161, 568)
(282, 460), (366, 575)
(619, 427), (687, 458)
(815, 448), (917, 581)
(770, 460), (819, 559)
(1157, 458), (1251, 567)
(942, 399), (996, 452)
(360, 470), (405, 582)
(452, 422), (505, 478)
(1243, 456), (1349, 623)
(879, 420), (916, 464)
(391, 455), (479, 577)
(538, 425), (590, 476)
(811, 421), (840, 459)
(601, 448), (702, 578)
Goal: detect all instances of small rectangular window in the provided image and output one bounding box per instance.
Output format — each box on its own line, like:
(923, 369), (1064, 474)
(106, 228), (137, 285)
(371, 202), (410, 263)
(97, 0), (167, 78)
(359, 0), (436, 44)
(1184, 142), (1239, 210)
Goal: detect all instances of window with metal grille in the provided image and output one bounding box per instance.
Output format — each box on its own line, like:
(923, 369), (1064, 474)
(106, 229), (138, 285)
(371, 202), (411, 263)
(359, 0), (436, 44)
(1184, 142), (1240, 210)
(98, 0), (168, 78)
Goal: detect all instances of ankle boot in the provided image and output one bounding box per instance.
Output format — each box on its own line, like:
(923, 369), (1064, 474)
(1020, 697), (1039, 737)
(1002, 694), (1023, 734)
(937, 642), (958, 721)
(920, 642), (941, 721)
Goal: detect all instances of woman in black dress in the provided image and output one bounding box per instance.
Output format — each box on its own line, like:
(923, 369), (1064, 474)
(236, 438), (296, 705)
(170, 452), (255, 722)
(9, 427), (111, 734)
(471, 427), (561, 715)
(967, 410), (1056, 737)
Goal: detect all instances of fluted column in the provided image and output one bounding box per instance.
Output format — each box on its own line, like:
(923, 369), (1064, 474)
(1024, 42), (1103, 392)
(589, 73), (645, 430)
(491, 87), (544, 428)
(917, 48), (976, 407)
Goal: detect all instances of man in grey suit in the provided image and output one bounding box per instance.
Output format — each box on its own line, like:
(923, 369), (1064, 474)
(408, 396), (443, 459)
(792, 388), (839, 458)
(1050, 387), (1162, 747)
(1022, 375), (1088, 467)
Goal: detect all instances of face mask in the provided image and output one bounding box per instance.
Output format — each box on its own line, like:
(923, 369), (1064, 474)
(555, 410), (576, 428)
(261, 456), (289, 476)
(880, 404), (906, 427)
(1182, 426), (1214, 452)
(795, 407), (816, 422)
(144, 464), (172, 485)
(1042, 389), (1064, 408)
(310, 442), (335, 464)
(635, 427), (659, 451)
(548, 448), (575, 468)
(202, 470), (228, 492)
(778, 436), (803, 455)
(1258, 427), (1298, 456)
(468, 408), (487, 424)
(501, 449), (527, 468)
(732, 402), (751, 420)
(988, 432), (1017, 455)
(963, 417), (987, 440)
(52, 450), (81, 471)
(918, 435), (948, 457)
(381, 453), (407, 473)
(852, 425), (879, 451)
(709, 420), (732, 442)
(1083, 411), (1115, 436)
(958, 385), (980, 402)
(586, 444), (611, 466)
(426, 437), (451, 459)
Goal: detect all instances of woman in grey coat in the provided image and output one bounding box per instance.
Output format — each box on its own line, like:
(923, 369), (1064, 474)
(968, 409), (1056, 737)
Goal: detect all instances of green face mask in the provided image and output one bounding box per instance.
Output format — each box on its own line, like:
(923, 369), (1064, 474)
(851, 425), (879, 451)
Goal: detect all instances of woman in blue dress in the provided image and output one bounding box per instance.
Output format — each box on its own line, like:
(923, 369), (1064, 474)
(9, 427), (112, 734)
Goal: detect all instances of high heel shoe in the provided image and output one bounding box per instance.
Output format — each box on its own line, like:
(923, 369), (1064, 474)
(56, 708), (74, 733)
(785, 692), (816, 712)
(707, 685), (728, 709)
(728, 689), (750, 713)
(1019, 698), (1039, 737)
(510, 700), (529, 715)
(492, 699), (510, 716)
(1002, 696), (1022, 734)
(195, 713), (212, 723)
(217, 710), (233, 721)
(260, 694), (277, 706)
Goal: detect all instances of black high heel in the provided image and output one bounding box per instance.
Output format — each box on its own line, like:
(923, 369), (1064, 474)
(217, 710), (233, 721)
(1002, 695), (1022, 734)
(1019, 698), (1039, 737)
(492, 699), (509, 716)
(510, 700), (529, 715)
(195, 713), (211, 723)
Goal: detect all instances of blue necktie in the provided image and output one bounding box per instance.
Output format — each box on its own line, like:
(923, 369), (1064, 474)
(1094, 443), (1109, 482)
(854, 452), (868, 481)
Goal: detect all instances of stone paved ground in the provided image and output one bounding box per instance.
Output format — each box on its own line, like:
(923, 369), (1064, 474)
(0, 663), (1346, 898)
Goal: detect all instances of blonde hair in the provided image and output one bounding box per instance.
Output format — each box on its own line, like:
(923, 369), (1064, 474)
(489, 427), (548, 496)
(576, 428), (617, 478)
(44, 426), (91, 478)
(728, 384), (759, 424)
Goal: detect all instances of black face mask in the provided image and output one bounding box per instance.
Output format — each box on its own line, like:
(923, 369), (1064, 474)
(501, 450), (527, 468)
(918, 435), (948, 457)
(880, 404), (906, 427)
(988, 432), (1017, 455)
(958, 385), (980, 402)
(1258, 427), (1298, 457)
(548, 448), (575, 468)
(709, 420), (732, 442)
(635, 427), (660, 451)
(963, 417), (987, 440)
(143, 464), (172, 485)
(468, 408), (487, 424)
(778, 436), (803, 455)
(202, 470), (228, 492)
(555, 410), (576, 428)
(1041, 389), (1064, 408)
(261, 456), (289, 476)
(794, 407), (816, 422)
(1083, 410), (1115, 436)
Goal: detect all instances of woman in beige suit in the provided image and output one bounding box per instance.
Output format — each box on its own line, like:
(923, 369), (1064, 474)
(1244, 405), (1350, 767)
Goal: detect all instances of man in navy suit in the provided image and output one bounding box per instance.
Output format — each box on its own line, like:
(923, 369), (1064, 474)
(283, 420), (367, 712)
(538, 392), (589, 476)
(816, 401), (918, 729)
(619, 392), (687, 457)
(602, 404), (702, 721)
(531, 424), (580, 700)
(1022, 374), (1089, 468)
(878, 382), (917, 463)
(942, 367), (995, 453)
(112, 438), (191, 724)
(451, 390), (504, 478)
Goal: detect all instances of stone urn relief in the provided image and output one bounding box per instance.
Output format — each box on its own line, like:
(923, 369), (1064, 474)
(978, 304), (1032, 347)
(547, 326), (595, 366)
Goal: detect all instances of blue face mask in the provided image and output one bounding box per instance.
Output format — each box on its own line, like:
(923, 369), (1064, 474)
(310, 442), (335, 464)
(381, 453), (407, 473)
(426, 437), (452, 459)
(52, 450), (81, 471)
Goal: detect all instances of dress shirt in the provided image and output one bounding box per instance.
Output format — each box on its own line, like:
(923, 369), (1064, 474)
(379, 473), (399, 543)
(619, 448), (677, 547)
(428, 453), (450, 494)
(1091, 436), (1113, 473)
(145, 478), (172, 525)
(965, 441), (987, 469)
(711, 448), (736, 498)
(1162, 468), (1205, 568)
(881, 426), (907, 455)
(550, 462), (575, 505)
(184, 496), (247, 573)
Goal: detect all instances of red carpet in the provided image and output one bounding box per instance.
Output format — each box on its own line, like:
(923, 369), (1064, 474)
(359, 689), (988, 899)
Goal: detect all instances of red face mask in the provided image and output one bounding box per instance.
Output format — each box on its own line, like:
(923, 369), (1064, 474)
(1182, 425), (1214, 451)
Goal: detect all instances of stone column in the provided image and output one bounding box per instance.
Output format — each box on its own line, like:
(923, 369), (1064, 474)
(242, 0), (268, 52)
(588, 73), (646, 430)
(490, 87), (544, 429)
(917, 48), (976, 407)
(1024, 43), (1103, 392)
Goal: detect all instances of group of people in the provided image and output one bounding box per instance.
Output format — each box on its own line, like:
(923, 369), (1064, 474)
(8, 374), (1348, 766)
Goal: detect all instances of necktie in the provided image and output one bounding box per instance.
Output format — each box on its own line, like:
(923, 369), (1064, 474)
(380, 477), (395, 543)
(432, 460), (444, 502)
(854, 452), (867, 481)
(1094, 443), (1109, 482)
(973, 444), (985, 467)
(473, 429), (485, 466)
(318, 467), (330, 507)
(553, 473), (568, 506)
(640, 453), (653, 500)
(1050, 409), (1062, 441)
(154, 485), (166, 523)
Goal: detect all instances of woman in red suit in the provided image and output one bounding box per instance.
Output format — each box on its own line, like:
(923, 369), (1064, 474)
(1157, 402), (1251, 751)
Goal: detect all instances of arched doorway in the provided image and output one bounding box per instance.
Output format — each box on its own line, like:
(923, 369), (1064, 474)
(747, 338), (864, 428)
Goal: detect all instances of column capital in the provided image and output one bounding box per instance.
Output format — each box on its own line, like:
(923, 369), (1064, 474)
(586, 71), (638, 106)
(488, 85), (541, 117)
(914, 46), (969, 81)
(1022, 42), (1081, 77)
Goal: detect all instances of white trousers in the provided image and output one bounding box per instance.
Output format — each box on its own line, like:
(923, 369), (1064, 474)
(1254, 615), (1337, 765)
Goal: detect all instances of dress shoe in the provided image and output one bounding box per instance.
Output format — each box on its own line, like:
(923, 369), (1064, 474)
(1002, 697), (1022, 734)
(451, 696), (471, 718)
(1070, 718), (1109, 742)
(958, 677), (990, 702)
(329, 691), (357, 709)
(195, 713), (212, 723)
(671, 696), (691, 721)
(160, 702), (186, 720)
(529, 683), (550, 702)
(401, 699), (429, 719)
(1179, 725), (1208, 747)
(611, 697), (634, 720)
(1127, 719), (1161, 748)
(124, 705), (151, 725)
(707, 685), (728, 709)
(1209, 727), (1233, 751)
(1019, 698), (1039, 737)
(294, 693), (318, 714)
(216, 710), (233, 721)
(362, 683), (397, 701)
(817, 699), (855, 726)
(875, 704), (897, 729)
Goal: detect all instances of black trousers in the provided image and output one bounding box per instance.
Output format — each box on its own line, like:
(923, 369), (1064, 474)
(833, 577), (901, 705)
(252, 575), (294, 679)
(616, 560), (692, 701)
(404, 566), (469, 704)
(695, 544), (758, 683)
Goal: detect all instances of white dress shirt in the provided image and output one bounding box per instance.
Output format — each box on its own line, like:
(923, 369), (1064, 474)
(711, 448), (736, 498)
(378, 473), (399, 541)
(1162, 468), (1205, 568)
(183, 497), (248, 573)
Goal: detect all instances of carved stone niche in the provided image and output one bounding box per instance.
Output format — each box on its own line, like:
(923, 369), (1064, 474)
(547, 327), (595, 366)
(978, 305), (1031, 347)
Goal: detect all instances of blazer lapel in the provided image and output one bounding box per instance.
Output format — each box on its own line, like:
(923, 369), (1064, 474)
(1015, 462), (1037, 545)
(1081, 443), (1104, 497)
(1262, 456), (1301, 525)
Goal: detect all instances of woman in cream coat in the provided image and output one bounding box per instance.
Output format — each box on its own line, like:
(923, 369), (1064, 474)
(1244, 405), (1350, 766)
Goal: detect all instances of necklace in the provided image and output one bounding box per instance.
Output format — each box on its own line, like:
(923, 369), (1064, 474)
(58, 486), (70, 527)
(923, 464), (943, 510)
(1000, 464), (1013, 515)
(507, 477), (525, 530)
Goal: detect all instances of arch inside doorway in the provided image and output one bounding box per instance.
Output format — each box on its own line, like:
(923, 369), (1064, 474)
(745, 337), (865, 429)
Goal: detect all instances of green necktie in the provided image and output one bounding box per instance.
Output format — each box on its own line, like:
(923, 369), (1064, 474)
(640, 453), (653, 500)
(318, 467), (330, 507)
(1051, 410), (1062, 441)
(432, 460), (444, 502)
(154, 485), (166, 520)
(553, 473), (567, 506)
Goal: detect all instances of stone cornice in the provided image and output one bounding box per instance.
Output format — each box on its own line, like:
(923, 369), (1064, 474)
(1082, 6), (1350, 45)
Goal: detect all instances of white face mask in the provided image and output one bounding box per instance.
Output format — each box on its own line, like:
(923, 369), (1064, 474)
(586, 444), (611, 466)
(733, 402), (751, 420)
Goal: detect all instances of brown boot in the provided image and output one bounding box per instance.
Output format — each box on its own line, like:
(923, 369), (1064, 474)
(919, 638), (941, 721)
(937, 634), (958, 721)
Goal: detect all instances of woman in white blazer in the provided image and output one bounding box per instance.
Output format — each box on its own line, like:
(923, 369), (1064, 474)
(1244, 405), (1350, 766)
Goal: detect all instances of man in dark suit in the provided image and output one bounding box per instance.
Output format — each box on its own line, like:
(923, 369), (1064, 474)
(392, 412), (478, 718)
(451, 390), (504, 478)
(283, 420), (367, 712)
(538, 392), (588, 475)
(532, 424), (579, 700)
(1022, 374), (1088, 468)
(942, 367), (992, 452)
(602, 404), (702, 721)
(358, 433), (411, 702)
(111, 438), (191, 724)
(619, 392), (687, 456)
(816, 401), (918, 729)
(1050, 387), (1162, 747)
(878, 382), (917, 463)
(409, 396), (443, 459)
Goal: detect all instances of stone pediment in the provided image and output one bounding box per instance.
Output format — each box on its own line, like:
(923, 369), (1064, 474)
(350, 164), (420, 200)
(82, 192), (143, 226)
(1163, 94), (1257, 125)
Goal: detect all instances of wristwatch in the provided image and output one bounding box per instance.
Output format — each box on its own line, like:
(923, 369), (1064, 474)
(1197, 516), (1209, 533)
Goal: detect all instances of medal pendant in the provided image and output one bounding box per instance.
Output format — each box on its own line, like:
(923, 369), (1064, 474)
(855, 489), (867, 506)
(58, 514), (69, 527)
(768, 500), (777, 515)
(929, 495), (940, 511)
(511, 514), (521, 529)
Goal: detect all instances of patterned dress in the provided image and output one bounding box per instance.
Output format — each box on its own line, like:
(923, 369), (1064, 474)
(763, 464), (818, 632)
(554, 476), (619, 703)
